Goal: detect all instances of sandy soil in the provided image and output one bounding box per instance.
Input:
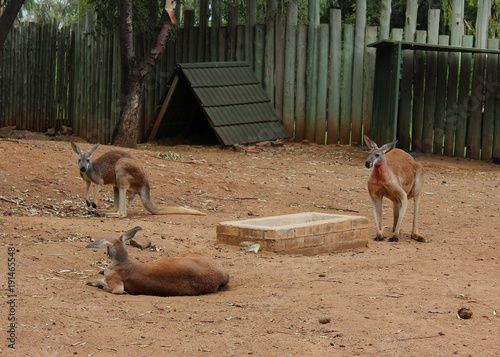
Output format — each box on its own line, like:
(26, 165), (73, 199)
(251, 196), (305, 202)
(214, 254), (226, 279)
(0, 136), (499, 356)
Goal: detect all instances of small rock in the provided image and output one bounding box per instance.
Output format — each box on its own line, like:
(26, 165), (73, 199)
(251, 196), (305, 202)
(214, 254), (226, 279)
(458, 307), (473, 319)
(319, 317), (331, 324)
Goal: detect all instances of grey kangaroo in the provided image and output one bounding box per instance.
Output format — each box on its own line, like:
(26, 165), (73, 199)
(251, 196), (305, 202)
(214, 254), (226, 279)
(71, 142), (205, 218)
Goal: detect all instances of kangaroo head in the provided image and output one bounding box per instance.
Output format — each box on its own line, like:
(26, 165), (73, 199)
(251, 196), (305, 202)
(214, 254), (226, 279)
(86, 226), (143, 260)
(364, 136), (398, 169)
(71, 142), (100, 173)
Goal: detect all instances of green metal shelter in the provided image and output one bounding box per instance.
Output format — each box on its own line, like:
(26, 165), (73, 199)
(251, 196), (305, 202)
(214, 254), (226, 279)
(147, 62), (290, 146)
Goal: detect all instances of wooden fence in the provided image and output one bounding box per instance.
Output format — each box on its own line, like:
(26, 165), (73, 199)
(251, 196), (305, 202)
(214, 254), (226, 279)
(1, 4), (499, 161)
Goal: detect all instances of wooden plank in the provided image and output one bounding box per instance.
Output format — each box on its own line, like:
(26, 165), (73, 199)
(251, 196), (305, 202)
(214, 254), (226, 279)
(235, 25), (245, 61)
(198, 0), (208, 62)
(444, 53), (461, 156)
(210, 0), (221, 61)
(315, 24), (329, 144)
(218, 27), (227, 62)
(433, 35), (450, 155)
(391, 28), (403, 41)
(467, 53), (486, 159)
(282, 3), (298, 137)
(274, 15), (286, 123)
(253, 24), (265, 85)
(481, 38), (499, 160)
(370, 42), (402, 145)
(183, 10), (194, 62)
(245, 0), (257, 68)
(362, 26), (378, 142)
(350, 0), (366, 146)
(422, 10), (440, 152)
(305, 0), (319, 142)
(227, 6), (238, 61)
(455, 35), (473, 157)
(340, 24), (354, 145)
(148, 75), (180, 142)
(294, 24), (307, 142)
(444, 1), (463, 156)
(327, 9), (342, 144)
(380, 0), (391, 40)
(397, 0), (418, 150)
(189, 27), (198, 63)
(263, 17), (275, 105)
(411, 30), (427, 151)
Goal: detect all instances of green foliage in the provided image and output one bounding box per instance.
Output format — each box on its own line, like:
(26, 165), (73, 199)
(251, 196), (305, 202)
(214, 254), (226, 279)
(80, 0), (163, 37)
(20, 0), (81, 25)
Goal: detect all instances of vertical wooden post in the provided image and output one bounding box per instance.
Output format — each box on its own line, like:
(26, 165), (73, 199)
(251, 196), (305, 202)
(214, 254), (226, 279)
(282, 3), (298, 137)
(263, 0), (276, 105)
(198, 0), (208, 62)
(246, 0), (257, 68)
(350, 0), (366, 146)
(183, 10), (194, 63)
(275, 14), (286, 122)
(481, 39), (499, 160)
(295, 25), (307, 142)
(434, 35), (450, 155)
(444, 0), (464, 156)
(397, 0), (418, 150)
(468, 0), (490, 159)
(455, 35), (473, 157)
(422, 9), (440, 153)
(254, 24), (265, 84)
(305, 0), (319, 142)
(362, 26), (378, 142)
(327, 9), (342, 144)
(315, 24), (329, 144)
(411, 30), (427, 151)
(227, 5), (238, 61)
(380, 0), (392, 40)
(340, 24), (354, 145)
(211, 0), (221, 61)
(235, 25), (245, 61)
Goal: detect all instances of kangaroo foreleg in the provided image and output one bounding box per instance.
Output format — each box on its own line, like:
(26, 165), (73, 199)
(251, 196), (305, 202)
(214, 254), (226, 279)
(85, 181), (93, 208)
(86, 278), (125, 294)
(90, 184), (101, 209)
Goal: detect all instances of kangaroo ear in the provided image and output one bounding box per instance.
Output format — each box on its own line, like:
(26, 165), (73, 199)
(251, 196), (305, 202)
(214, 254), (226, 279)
(88, 143), (100, 156)
(364, 136), (378, 150)
(380, 140), (398, 153)
(86, 239), (113, 249)
(71, 141), (82, 155)
(120, 226), (143, 243)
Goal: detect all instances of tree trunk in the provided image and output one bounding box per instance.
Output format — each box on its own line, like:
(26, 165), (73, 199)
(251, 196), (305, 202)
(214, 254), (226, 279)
(112, 74), (145, 147)
(0, 0), (26, 48)
(111, 0), (174, 148)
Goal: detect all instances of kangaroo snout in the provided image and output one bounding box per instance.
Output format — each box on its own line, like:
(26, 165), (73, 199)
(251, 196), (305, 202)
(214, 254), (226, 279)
(365, 161), (373, 168)
(80, 166), (87, 172)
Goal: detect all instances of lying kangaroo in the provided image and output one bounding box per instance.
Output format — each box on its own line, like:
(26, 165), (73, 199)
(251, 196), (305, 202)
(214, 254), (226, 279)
(86, 226), (230, 296)
(364, 136), (425, 242)
(71, 142), (205, 217)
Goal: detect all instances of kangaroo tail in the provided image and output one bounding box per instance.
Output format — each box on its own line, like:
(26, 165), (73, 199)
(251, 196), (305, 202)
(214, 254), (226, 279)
(139, 185), (206, 216)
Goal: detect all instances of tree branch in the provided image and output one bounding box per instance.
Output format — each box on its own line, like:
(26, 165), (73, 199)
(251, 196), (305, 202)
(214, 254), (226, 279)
(0, 0), (26, 48)
(118, 0), (135, 77)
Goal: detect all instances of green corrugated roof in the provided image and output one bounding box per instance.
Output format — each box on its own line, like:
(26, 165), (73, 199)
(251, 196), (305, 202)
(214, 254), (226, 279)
(149, 62), (290, 146)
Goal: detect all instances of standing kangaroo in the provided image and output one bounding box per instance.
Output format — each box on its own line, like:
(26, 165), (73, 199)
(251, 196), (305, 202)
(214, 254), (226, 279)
(364, 136), (425, 242)
(71, 142), (205, 218)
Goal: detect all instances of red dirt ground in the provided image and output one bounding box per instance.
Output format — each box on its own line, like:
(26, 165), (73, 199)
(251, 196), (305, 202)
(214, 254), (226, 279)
(0, 135), (499, 356)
